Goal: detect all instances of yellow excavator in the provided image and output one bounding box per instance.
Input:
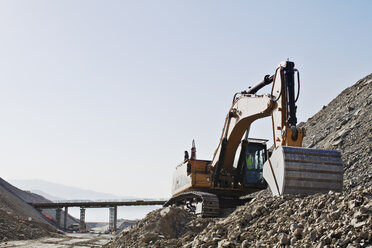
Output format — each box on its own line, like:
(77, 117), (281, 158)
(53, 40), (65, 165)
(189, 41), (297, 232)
(165, 61), (343, 217)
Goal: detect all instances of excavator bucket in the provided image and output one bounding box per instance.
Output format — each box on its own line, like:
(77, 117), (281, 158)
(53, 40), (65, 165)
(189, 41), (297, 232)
(263, 146), (343, 196)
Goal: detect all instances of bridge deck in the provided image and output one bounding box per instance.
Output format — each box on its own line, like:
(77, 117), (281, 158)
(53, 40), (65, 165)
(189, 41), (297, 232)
(28, 200), (166, 209)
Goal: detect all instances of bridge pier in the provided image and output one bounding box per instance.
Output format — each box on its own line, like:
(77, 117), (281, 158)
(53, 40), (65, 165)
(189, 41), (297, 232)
(55, 208), (62, 227)
(79, 207), (86, 231)
(114, 206), (117, 231)
(109, 206), (118, 232)
(64, 206), (68, 229)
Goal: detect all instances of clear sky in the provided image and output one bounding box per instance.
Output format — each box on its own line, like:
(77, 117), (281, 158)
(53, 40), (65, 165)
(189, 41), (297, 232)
(1, 1), (371, 198)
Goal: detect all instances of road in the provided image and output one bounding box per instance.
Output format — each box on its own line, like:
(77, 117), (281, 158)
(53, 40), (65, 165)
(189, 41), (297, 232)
(0, 233), (115, 248)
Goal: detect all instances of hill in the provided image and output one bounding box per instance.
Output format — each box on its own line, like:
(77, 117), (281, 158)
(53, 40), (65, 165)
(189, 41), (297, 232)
(0, 178), (60, 241)
(9, 179), (136, 200)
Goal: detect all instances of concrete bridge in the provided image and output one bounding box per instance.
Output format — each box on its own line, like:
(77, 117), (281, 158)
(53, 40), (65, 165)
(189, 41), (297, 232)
(29, 200), (165, 232)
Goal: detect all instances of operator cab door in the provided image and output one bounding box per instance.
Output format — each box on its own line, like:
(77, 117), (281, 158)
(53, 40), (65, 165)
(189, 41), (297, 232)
(243, 142), (267, 186)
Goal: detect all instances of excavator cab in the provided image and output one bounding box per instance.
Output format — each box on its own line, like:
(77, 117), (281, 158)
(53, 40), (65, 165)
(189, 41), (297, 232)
(243, 140), (267, 186)
(233, 138), (268, 188)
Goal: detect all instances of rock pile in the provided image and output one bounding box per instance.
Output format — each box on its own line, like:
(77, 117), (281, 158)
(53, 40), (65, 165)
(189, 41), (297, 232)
(105, 206), (214, 248)
(105, 188), (371, 248)
(183, 187), (371, 248)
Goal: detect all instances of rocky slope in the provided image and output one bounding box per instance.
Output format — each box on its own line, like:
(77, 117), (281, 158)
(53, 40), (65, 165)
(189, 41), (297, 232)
(0, 178), (61, 241)
(0, 178), (78, 228)
(105, 74), (372, 248)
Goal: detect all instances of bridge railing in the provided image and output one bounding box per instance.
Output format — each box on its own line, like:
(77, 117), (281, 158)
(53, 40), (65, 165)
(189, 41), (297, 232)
(53, 198), (168, 203)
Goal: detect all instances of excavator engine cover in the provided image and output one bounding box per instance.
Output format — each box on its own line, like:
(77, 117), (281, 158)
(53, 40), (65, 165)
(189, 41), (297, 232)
(263, 146), (343, 196)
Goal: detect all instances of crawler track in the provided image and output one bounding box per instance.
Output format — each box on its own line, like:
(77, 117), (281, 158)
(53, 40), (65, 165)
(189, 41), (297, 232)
(164, 191), (220, 217)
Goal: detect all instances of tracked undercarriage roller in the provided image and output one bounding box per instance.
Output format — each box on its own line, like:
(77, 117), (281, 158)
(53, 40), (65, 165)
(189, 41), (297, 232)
(263, 146), (343, 196)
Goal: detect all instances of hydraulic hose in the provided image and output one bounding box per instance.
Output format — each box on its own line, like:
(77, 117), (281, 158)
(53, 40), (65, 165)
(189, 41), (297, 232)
(294, 69), (300, 103)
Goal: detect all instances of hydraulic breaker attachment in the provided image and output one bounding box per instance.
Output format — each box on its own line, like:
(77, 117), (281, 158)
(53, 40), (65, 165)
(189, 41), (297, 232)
(263, 146), (343, 196)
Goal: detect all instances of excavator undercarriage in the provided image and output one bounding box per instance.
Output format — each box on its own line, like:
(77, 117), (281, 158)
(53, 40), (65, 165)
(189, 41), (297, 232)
(165, 61), (343, 217)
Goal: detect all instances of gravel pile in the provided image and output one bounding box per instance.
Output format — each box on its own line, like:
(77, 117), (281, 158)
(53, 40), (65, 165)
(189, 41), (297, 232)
(104, 206), (214, 248)
(105, 188), (371, 248)
(105, 74), (372, 248)
(184, 187), (371, 248)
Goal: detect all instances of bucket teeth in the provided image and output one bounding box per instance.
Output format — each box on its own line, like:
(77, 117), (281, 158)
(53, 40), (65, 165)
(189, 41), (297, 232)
(263, 146), (343, 196)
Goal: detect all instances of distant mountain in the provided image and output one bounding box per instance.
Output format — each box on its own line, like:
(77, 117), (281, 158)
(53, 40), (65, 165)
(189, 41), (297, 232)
(29, 189), (66, 201)
(8, 179), (138, 201)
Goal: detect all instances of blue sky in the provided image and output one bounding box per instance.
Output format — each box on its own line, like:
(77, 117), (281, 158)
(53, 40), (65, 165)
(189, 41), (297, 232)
(1, 1), (371, 198)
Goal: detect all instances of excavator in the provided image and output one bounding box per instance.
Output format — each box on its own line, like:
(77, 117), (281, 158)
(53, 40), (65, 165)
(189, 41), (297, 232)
(164, 61), (343, 217)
